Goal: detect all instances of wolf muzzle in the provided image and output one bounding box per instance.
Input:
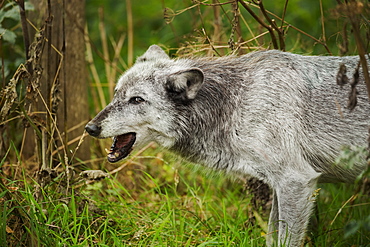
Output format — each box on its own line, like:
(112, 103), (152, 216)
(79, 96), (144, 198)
(85, 122), (102, 137)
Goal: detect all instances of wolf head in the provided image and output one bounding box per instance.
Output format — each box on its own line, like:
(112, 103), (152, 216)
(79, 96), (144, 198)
(85, 45), (204, 163)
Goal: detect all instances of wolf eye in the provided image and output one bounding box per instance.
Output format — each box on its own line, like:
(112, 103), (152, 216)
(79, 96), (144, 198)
(129, 97), (145, 104)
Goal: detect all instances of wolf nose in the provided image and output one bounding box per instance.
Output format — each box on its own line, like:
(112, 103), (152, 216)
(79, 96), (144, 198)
(85, 122), (102, 137)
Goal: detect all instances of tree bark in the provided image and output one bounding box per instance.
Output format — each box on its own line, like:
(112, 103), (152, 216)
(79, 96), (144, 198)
(25, 0), (90, 165)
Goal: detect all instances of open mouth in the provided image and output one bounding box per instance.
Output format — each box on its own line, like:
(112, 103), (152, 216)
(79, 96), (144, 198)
(107, 133), (136, 163)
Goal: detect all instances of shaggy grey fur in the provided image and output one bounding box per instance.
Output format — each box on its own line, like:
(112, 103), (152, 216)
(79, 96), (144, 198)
(86, 45), (369, 246)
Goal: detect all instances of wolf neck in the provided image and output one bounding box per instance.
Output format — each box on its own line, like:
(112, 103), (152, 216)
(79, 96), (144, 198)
(170, 80), (239, 171)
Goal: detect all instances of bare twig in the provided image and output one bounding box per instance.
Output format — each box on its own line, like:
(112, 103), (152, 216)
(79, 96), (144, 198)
(319, 0), (326, 43)
(256, 0), (285, 50)
(85, 24), (107, 109)
(238, 0), (279, 49)
(212, 0), (223, 46)
(98, 8), (112, 99)
(73, 142), (155, 189)
(197, 4), (221, 56)
(16, 0), (32, 74)
(194, 0), (237, 6)
(246, 1), (332, 54)
(68, 130), (89, 164)
(33, 86), (67, 161)
(51, 131), (89, 156)
(280, 0), (289, 30)
(126, 0), (134, 67)
(109, 34), (126, 99)
(330, 194), (357, 226)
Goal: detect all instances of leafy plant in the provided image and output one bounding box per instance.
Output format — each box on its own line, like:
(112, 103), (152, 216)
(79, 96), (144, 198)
(0, 1), (34, 80)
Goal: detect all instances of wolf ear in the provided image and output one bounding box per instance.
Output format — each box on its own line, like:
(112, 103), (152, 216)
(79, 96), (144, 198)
(136, 45), (169, 62)
(166, 68), (204, 102)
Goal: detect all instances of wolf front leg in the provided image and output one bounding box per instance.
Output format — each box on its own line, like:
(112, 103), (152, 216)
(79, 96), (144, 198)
(266, 191), (279, 246)
(266, 170), (320, 247)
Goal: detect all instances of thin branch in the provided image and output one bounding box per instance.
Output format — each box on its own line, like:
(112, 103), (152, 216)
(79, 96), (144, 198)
(212, 0), (223, 45)
(126, 0), (133, 67)
(98, 8), (112, 99)
(256, 0), (285, 50)
(197, 3), (222, 56)
(195, 0), (237, 6)
(238, 0), (279, 49)
(280, 0), (289, 30)
(319, 0), (326, 43)
(252, 3), (332, 54)
(85, 24), (107, 108)
(109, 33), (126, 98)
(16, 0), (32, 74)
(73, 142), (155, 189)
(288, 25), (331, 54)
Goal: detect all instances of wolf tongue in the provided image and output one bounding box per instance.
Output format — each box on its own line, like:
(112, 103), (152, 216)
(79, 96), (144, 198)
(115, 134), (134, 149)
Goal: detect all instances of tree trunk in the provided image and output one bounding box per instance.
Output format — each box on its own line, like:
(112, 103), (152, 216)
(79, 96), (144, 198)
(25, 0), (90, 166)
(59, 1), (90, 163)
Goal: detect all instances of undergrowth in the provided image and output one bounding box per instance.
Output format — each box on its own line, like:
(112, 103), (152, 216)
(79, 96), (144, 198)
(1, 146), (266, 246)
(1, 145), (370, 246)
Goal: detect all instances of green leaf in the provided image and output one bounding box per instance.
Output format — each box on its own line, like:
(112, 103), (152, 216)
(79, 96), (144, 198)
(3, 3), (20, 21)
(0, 2), (34, 23)
(0, 27), (17, 44)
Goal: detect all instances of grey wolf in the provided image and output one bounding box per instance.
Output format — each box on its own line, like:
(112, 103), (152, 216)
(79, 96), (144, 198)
(85, 45), (369, 246)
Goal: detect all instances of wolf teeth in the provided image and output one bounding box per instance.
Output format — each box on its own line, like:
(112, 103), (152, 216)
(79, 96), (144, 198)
(107, 152), (120, 159)
(105, 148), (110, 154)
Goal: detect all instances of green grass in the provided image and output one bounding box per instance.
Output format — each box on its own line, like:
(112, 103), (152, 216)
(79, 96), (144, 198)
(1, 147), (370, 247)
(78, 170), (264, 246)
(312, 183), (370, 246)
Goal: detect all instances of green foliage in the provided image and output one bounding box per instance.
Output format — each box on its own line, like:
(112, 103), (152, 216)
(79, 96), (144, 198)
(86, 0), (366, 56)
(2, 144), (370, 246)
(335, 146), (368, 171)
(344, 216), (370, 239)
(314, 182), (370, 245)
(1, 159), (265, 246)
(0, 1), (34, 81)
